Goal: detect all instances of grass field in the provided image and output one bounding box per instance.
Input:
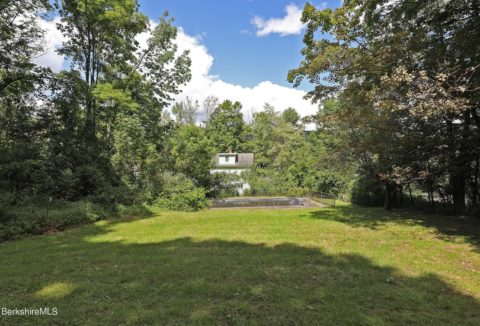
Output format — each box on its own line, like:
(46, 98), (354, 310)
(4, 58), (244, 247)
(1, 204), (479, 325)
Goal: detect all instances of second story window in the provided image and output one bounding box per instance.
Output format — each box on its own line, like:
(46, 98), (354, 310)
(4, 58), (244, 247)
(220, 154), (237, 165)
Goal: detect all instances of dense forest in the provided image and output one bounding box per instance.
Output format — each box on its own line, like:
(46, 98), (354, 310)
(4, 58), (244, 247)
(1, 0), (479, 240)
(289, 0), (480, 213)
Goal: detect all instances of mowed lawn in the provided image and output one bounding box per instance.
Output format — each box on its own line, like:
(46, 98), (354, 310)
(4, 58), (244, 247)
(1, 205), (480, 325)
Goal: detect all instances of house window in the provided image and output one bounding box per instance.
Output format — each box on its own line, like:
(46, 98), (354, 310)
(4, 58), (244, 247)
(220, 155), (236, 164)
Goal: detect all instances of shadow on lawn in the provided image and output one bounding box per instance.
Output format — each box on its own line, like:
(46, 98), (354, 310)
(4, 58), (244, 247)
(0, 219), (479, 325)
(307, 206), (480, 251)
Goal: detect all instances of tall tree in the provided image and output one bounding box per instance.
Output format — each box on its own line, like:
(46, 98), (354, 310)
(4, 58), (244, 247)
(168, 125), (214, 188)
(207, 100), (247, 152)
(0, 0), (52, 200)
(289, 0), (480, 213)
(249, 104), (325, 193)
(57, 0), (148, 142)
(57, 3), (191, 197)
(202, 95), (219, 126)
(282, 107), (300, 126)
(172, 97), (198, 125)
(0, 0), (50, 92)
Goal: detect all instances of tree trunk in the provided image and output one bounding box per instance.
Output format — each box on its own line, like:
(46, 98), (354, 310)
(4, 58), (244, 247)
(473, 156), (479, 207)
(408, 184), (414, 205)
(451, 110), (471, 214)
(384, 180), (392, 211)
(471, 156), (479, 218)
(399, 185), (404, 207)
(392, 186), (397, 207)
(82, 28), (97, 146)
(428, 181), (435, 208)
(451, 170), (466, 213)
(445, 109), (470, 214)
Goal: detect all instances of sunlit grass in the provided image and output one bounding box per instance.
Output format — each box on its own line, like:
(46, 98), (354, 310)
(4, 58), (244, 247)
(0, 205), (479, 324)
(35, 282), (75, 299)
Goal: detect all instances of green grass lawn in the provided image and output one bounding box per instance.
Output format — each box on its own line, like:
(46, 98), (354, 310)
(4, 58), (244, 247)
(1, 205), (479, 325)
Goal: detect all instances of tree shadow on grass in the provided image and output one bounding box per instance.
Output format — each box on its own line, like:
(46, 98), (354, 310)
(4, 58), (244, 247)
(0, 221), (479, 325)
(307, 206), (480, 252)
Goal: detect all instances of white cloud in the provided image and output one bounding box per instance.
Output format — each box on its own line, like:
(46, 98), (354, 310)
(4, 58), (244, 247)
(251, 4), (305, 37)
(173, 28), (318, 119)
(33, 17), (66, 72)
(35, 18), (318, 120)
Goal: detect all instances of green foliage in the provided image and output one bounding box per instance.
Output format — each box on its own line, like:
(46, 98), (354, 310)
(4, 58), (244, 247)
(0, 0), (50, 92)
(110, 114), (149, 190)
(171, 97), (198, 125)
(0, 197), (154, 241)
(313, 170), (349, 196)
(0, 1), (53, 203)
(57, 0), (150, 141)
(0, 201), (110, 241)
(351, 174), (385, 207)
(168, 125), (214, 188)
(115, 204), (152, 218)
(154, 172), (208, 211)
(207, 100), (247, 152)
(210, 172), (244, 198)
(245, 103), (350, 197)
(141, 13), (192, 106)
(93, 83), (139, 112)
(0, 0), (193, 216)
(89, 184), (135, 207)
(290, 1), (480, 212)
(282, 107), (300, 125)
(58, 0), (148, 76)
(3, 0), (479, 242)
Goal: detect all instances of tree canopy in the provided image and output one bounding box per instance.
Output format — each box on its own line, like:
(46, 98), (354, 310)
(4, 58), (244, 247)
(289, 0), (480, 213)
(1, 0), (478, 242)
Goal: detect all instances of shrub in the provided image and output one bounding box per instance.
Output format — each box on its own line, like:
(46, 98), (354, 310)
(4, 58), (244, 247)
(312, 171), (349, 196)
(0, 201), (110, 241)
(471, 204), (480, 219)
(74, 165), (109, 197)
(351, 174), (384, 207)
(0, 191), (16, 207)
(116, 204), (152, 218)
(210, 173), (243, 198)
(154, 172), (208, 211)
(89, 185), (135, 206)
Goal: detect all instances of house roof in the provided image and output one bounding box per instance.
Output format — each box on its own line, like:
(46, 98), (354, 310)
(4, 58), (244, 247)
(214, 153), (254, 169)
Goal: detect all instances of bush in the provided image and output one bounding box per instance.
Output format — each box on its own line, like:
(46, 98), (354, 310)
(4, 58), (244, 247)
(471, 204), (480, 219)
(210, 173), (243, 198)
(74, 164), (110, 197)
(351, 174), (384, 207)
(312, 171), (349, 196)
(116, 204), (152, 218)
(154, 172), (208, 211)
(89, 185), (135, 206)
(0, 201), (110, 241)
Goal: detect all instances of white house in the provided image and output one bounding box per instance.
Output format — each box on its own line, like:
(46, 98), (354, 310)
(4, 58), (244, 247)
(210, 153), (254, 195)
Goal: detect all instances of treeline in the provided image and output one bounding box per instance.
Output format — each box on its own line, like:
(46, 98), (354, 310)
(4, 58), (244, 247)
(169, 100), (353, 199)
(3, 0), (478, 243)
(289, 0), (480, 215)
(0, 0), (349, 239)
(1, 0), (191, 206)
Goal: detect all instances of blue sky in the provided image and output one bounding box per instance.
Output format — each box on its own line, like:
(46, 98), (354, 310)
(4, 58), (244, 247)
(36, 1), (340, 118)
(139, 0), (337, 90)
